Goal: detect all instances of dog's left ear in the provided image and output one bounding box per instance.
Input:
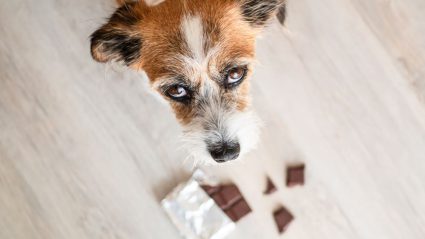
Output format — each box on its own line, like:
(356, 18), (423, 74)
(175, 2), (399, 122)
(90, 3), (143, 66)
(239, 0), (285, 27)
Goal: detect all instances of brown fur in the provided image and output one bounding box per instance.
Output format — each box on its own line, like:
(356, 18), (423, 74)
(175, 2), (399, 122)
(92, 0), (281, 124)
(132, 0), (257, 123)
(91, 0), (284, 162)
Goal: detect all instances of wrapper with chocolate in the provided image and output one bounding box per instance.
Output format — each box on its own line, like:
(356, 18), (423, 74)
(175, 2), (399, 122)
(161, 170), (235, 239)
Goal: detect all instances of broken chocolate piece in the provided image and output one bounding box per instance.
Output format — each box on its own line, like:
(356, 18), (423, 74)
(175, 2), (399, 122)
(273, 206), (294, 233)
(263, 177), (277, 195)
(224, 198), (252, 222)
(286, 164), (305, 187)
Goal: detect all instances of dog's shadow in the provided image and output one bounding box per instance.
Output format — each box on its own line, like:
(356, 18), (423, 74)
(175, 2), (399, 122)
(151, 168), (192, 202)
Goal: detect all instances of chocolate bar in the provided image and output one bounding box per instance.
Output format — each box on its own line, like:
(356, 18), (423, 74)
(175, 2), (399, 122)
(286, 164), (305, 187)
(263, 177), (277, 195)
(273, 206), (294, 233)
(162, 173), (235, 239)
(201, 183), (252, 222)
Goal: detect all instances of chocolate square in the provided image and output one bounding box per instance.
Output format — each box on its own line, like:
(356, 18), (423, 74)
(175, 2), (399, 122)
(286, 164), (305, 187)
(263, 177), (277, 195)
(224, 198), (252, 222)
(273, 206), (294, 233)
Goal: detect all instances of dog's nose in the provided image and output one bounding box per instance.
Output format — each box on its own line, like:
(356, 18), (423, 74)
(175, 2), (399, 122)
(208, 142), (240, 163)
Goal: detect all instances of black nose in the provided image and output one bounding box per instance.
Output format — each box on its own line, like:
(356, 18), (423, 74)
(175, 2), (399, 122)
(208, 142), (240, 163)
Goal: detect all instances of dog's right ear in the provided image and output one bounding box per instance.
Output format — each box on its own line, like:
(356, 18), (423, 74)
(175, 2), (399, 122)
(276, 3), (286, 25)
(90, 3), (143, 66)
(239, 0), (285, 27)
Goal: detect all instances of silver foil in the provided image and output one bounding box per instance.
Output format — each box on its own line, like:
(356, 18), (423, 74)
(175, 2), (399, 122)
(161, 170), (235, 239)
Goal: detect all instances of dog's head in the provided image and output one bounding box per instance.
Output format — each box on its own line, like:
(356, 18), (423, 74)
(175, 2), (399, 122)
(91, 0), (283, 163)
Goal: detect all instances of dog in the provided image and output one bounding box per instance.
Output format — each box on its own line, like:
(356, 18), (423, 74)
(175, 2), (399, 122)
(90, 0), (286, 164)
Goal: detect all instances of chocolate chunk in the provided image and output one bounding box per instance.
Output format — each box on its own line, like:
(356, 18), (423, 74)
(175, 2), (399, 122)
(273, 206), (294, 233)
(263, 177), (277, 195)
(200, 185), (221, 195)
(286, 164), (305, 187)
(224, 198), (252, 222)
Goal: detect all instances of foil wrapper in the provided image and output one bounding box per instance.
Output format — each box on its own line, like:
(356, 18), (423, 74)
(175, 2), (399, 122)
(161, 170), (235, 239)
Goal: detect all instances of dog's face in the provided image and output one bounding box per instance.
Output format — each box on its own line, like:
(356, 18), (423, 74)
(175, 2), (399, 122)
(91, 0), (283, 163)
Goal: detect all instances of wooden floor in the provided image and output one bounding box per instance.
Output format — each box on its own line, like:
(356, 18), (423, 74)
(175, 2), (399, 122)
(1, 0), (425, 238)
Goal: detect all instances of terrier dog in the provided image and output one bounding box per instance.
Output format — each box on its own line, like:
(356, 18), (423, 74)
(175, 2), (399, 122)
(91, 0), (286, 164)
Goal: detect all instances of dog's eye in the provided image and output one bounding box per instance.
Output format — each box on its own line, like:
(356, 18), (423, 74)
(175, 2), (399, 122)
(166, 85), (190, 101)
(225, 66), (247, 88)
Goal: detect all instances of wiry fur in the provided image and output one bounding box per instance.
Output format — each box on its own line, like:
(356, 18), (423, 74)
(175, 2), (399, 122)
(177, 70), (261, 165)
(90, 3), (143, 65)
(240, 0), (285, 27)
(181, 15), (205, 62)
(181, 110), (261, 166)
(91, 0), (282, 164)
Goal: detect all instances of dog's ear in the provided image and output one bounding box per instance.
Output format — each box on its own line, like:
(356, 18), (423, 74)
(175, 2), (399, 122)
(90, 3), (143, 66)
(276, 4), (286, 25)
(239, 0), (285, 27)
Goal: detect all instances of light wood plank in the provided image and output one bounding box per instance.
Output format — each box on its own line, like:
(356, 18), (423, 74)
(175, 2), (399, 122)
(1, 0), (425, 238)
